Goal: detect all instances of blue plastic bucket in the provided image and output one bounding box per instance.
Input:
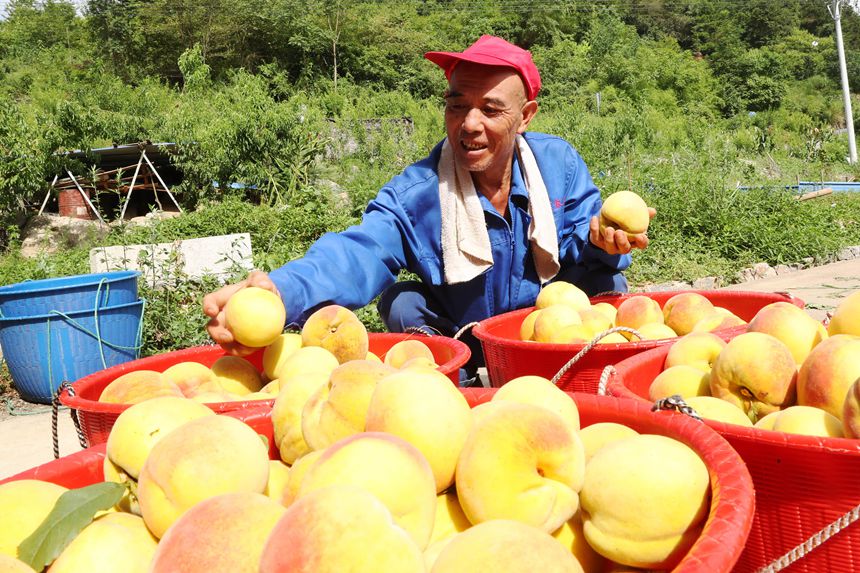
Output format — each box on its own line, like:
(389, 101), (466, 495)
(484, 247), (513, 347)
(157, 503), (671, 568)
(0, 299), (145, 404)
(0, 271), (140, 319)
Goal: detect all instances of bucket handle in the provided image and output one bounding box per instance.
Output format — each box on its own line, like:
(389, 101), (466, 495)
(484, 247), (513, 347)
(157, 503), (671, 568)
(550, 326), (643, 387)
(51, 381), (88, 458)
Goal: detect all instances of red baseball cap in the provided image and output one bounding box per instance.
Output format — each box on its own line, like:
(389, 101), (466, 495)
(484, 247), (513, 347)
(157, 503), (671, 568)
(424, 35), (541, 100)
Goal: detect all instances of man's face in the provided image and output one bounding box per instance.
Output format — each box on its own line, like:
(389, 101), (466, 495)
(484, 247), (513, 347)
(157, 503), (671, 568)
(444, 62), (537, 179)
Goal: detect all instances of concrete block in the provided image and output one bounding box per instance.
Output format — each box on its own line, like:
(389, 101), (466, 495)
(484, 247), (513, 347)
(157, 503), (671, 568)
(89, 233), (253, 287)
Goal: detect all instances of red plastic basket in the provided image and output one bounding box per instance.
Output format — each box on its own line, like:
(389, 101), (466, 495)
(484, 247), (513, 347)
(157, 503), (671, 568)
(3, 390), (754, 573)
(606, 344), (860, 573)
(58, 332), (470, 447)
(473, 290), (804, 392)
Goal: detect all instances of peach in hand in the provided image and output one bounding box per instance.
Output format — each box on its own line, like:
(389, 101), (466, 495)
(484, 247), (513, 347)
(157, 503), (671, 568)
(599, 190), (650, 236)
(224, 286), (286, 348)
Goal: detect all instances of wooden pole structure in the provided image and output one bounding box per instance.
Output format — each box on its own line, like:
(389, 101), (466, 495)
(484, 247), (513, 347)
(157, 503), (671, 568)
(65, 169), (105, 224)
(37, 175), (59, 216)
(119, 151), (145, 220)
(142, 150), (183, 213)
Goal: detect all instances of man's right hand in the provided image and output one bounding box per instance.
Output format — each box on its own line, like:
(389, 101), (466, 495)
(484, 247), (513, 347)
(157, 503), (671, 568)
(202, 270), (281, 356)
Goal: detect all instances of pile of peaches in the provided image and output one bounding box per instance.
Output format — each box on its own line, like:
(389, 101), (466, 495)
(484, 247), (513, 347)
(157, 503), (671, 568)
(1, 291), (716, 572)
(644, 289), (860, 437)
(520, 282), (745, 345)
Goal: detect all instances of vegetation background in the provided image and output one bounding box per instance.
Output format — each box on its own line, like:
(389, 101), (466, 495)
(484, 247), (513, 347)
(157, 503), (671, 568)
(1, 0), (860, 356)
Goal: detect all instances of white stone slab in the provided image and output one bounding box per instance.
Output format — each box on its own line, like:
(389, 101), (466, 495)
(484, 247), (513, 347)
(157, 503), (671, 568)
(89, 233), (253, 287)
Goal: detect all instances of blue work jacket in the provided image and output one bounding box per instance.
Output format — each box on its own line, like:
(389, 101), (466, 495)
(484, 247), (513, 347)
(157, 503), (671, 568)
(269, 132), (630, 328)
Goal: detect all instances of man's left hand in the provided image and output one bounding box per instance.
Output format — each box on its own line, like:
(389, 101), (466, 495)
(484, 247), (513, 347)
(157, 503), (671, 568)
(588, 208), (657, 255)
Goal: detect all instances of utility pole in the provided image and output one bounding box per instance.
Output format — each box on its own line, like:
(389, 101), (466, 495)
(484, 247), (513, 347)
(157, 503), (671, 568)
(830, 0), (858, 163)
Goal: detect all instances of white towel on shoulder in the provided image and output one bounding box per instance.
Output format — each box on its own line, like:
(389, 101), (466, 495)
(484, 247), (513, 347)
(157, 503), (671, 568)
(438, 134), (560, 284)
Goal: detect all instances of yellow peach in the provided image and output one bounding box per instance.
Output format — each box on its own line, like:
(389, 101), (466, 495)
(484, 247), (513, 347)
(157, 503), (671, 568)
(591, 302), (618, 324)
(552, 511), (607, 573)
(98, 370), (183, 404)
(828, 290), (860, 336)
(264, 460), (291, 504)
(136, 415), (270, 538)
(424, 492), (471, 570)
(770, 405), (844, 438)
(663, 292), (715, 336)
(747, 302), (828, 365)
(535, 282), (590, 312)
(614, 296), (664, 339)
(578, 422), (639, 463)
(149, 493), (285, 573)
(714, 332), (804, 423)
(365, 368), (473, 492)
(296, 432), (437, 549)
(274, 345), (339, 380)
(455, 401), (585, 533)
(259, 485), (425, 573)
(664, 331), (727, 373)
(261, 333), (303, 380)
(580, 434), (709, 569)
(224, 286), (286, 348)
(648, 365), (711, 401)
(0, 480), (67, 559)
(520, 308), (543, 341)
(431, 519), (585, 573)
(301, 304), (369, 363)
(281, 450), (324, 507)
(48, 512), (157, 573)
(210, 356), (263, 395)
(797, 334), (860, 420)
(533, 304), (583, 343)
(301, 360), (397, 451)
(383, 339), (435, 369)
(684, 396), (754, 427)
(271, 370), (331, 464)
(161, 361), (215, 396)
(599, 190), (650, 235)
(492, 375), (580, 432)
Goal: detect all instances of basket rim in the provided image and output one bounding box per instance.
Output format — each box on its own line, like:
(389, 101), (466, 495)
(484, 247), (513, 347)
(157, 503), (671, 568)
(607, 343), (860, 454)
(59, 333), (471, 414)
(0, 298), (144, 323)
(0, 270), (141, 297)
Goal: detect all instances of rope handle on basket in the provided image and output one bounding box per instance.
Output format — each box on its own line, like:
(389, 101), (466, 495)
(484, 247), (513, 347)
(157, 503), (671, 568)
(550, 326), (643, 387)
(755, 502), (860, 573)
(453, 322), (479, 341)
(597, 365), (616, 396)
(51, 381), (88, 459)
(651, 394), (704, 422)
(590, 290), (626, 298)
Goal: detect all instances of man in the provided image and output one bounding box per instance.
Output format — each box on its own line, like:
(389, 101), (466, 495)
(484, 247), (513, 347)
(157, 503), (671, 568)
(204, 35), (652, 382)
